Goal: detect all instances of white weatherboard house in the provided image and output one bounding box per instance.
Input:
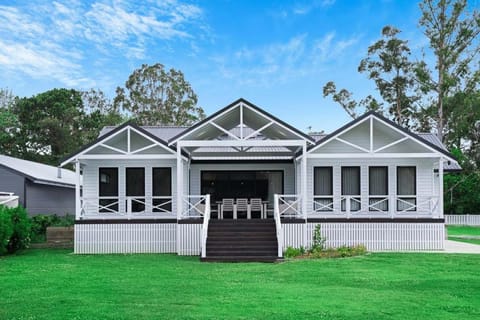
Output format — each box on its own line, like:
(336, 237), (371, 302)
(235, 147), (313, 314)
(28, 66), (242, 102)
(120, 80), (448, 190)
(61, 99), (460, 261)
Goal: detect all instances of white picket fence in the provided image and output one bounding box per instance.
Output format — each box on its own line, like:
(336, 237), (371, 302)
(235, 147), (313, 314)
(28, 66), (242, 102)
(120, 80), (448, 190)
(283, 222), (445, 251)
(74, 223), (177, 254)
(445, 215), (480, 226)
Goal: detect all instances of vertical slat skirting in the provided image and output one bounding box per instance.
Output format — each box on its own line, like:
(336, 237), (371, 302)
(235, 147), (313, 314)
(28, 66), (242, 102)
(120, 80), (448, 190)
(282, 223), (444, 252)
(445, 215), (480, 226)
(177, 224), (202, 256)
(74, 224), (176, 254)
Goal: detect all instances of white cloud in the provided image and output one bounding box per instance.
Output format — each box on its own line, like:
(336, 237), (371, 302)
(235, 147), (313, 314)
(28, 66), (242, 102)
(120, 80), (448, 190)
(213, 33), (360, 87)
(0, 0), (206, 88)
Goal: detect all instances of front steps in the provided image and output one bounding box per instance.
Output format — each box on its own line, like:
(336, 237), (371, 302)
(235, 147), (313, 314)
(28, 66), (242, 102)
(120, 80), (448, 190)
(201, 219), (281, 262)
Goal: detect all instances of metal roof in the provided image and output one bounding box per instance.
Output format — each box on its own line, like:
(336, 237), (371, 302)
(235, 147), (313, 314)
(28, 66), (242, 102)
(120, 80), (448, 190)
(0, 154), (76, 187)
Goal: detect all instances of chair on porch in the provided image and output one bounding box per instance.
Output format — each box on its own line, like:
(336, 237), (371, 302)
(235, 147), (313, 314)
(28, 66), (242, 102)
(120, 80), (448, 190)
(236, 198), (249, 219)
(220, 198), (235, 219)
(250, 198), (264, 219)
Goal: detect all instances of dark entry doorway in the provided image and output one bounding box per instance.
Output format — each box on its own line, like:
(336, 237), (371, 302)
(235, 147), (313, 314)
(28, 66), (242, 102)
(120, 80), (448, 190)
(200, 170), (283, 204)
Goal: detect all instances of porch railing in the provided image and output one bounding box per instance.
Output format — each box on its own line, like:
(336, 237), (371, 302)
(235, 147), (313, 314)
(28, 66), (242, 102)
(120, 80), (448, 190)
(80, 196), (174, 218)
(275, 194), (302, 218)
(309, 195), (440, 217)
(180, 195), (211, 258)
(0, 192), (19, 208)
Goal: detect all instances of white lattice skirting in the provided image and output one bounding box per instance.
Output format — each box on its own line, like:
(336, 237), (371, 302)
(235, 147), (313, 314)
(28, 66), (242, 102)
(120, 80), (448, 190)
(283, 223), (445, 251)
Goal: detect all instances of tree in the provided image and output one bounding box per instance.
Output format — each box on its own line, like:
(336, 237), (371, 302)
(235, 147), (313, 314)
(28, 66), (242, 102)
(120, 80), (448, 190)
(81, 89), (125, 144)
(322, 82), (382, 119)
(358, 26), (419, 127)
(416, 0), (480, 142)
(114, 63), (205, 126)
(13, 89), (85, 165)
(0, 88), (19, 155)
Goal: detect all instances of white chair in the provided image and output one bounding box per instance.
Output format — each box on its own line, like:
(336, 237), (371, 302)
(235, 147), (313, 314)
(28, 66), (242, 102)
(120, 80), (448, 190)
(236, 198), (249, 219)
(220, 198), (235, 219)
(250, 198), (264, 219)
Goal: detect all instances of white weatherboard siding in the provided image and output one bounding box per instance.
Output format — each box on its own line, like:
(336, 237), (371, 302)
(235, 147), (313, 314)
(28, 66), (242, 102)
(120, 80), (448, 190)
(305, 158), (438, 216)
(81, 159), (177, 216)
(189, 162), (296, 195)
(282, 223), (445, 251)
(75, 223), (177, 254)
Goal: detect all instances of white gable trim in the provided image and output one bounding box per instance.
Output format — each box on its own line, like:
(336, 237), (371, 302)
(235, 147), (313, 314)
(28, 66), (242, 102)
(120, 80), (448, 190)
(169, 100), (315, 146)
(305, 114), (457, 162)
(60, 125), (179, 167)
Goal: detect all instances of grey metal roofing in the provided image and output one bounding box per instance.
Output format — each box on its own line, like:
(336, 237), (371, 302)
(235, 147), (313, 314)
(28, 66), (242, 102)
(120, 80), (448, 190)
(0, 154), (76, 187)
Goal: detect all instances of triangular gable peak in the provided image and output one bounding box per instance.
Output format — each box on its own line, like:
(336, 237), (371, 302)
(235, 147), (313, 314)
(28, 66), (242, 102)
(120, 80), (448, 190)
(307, 112), (456, 161)
(60, 122), (177, 167)
(169, 98), (315, 146)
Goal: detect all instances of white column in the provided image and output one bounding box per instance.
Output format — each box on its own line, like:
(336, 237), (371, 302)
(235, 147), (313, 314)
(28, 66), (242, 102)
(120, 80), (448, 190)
(75, 160), (81, 220)
(301, 142), (307, 219)
(438, 158), (444, 218)
(176, 145), (183, 219)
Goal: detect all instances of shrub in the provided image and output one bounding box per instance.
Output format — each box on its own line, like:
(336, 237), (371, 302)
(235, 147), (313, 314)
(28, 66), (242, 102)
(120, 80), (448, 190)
(284, 246), (306, 258)
(0, 206), (13, 254)
(6, 206), (31, 253)
(309, 224), (326, 254)
(31, 214), (74, 242)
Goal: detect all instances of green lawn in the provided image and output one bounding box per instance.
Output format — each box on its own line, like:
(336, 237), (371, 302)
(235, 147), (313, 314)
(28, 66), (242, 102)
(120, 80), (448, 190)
(447, 226), (480, 245)
(1, 250), (480, 320)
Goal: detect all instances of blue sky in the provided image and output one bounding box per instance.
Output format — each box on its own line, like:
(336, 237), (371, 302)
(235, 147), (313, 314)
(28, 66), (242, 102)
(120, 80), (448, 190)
(0, 0), (444, 133)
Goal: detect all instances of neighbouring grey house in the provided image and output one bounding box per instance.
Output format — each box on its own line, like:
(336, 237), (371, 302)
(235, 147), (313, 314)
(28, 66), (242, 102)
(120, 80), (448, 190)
(0, 154), (76, 216)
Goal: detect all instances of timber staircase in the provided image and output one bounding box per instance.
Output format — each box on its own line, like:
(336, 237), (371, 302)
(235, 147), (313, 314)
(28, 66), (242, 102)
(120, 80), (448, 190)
(201, 219), (281, 262)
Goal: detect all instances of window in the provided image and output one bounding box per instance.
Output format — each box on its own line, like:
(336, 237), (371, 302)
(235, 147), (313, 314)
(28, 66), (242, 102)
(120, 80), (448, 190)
(341, 166), (360, 211)
(99, 168), (118, 212)
(314, 167), (333, 211)
(152, 168), (172, 213)
(369, 166), (388, 211)
(397, 166), (416, 211)
(126, 168), (145, 212)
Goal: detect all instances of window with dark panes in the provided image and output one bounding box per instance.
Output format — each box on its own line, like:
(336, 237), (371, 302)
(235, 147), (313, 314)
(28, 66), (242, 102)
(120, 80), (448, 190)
(369, 166), (388, 211)
(126, 168), (145, 212)
(341, 166), (361, 211)
(314, 167), (333, 211)
(99, 168), (118, 212)
(397, 166), (416, 211)
(152, 168), (172, 213)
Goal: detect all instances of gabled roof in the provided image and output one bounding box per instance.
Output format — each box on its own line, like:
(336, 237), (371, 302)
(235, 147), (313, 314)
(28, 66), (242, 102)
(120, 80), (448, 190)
(0, 154), (75, 188)
(306, 111), (458, 163)
(60, 121), (179, 167)
(168, 98), (315, 145)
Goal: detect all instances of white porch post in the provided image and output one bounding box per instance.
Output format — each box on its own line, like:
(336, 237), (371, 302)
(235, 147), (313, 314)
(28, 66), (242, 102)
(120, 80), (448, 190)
(75, 160), (81, 220)
(176, 144), (183, 219)
(438, 157), (444, 218)
(301, 142), (307, 219)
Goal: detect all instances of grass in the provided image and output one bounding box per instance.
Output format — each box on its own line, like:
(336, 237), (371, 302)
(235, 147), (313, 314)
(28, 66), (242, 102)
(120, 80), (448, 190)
(1, 250), (480, 320)
(447, 226), (480, 245)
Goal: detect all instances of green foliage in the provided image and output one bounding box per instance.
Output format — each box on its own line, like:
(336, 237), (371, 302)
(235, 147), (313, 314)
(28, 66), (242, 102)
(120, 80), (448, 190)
(6, 206), (31, 253)
(311, 224), (326, 252)
(0, 206), (13, 255)
(284, 246), (306, 258)
(417, 0), (480, 141)
(0, 205), (31, 254)
(310, 245), (368, 258)
(358, 26), (419, 127)
(114, 63), (205, 125)
(31, 214), (74, 243)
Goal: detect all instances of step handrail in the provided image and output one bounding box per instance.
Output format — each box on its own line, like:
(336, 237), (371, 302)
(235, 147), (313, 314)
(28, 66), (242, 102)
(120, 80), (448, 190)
(201, 195), (211, 258)
(273, 194), (283, 258)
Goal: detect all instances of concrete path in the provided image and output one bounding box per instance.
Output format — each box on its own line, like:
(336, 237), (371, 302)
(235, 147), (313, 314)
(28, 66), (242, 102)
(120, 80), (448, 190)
(443, 240), (480, 254)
